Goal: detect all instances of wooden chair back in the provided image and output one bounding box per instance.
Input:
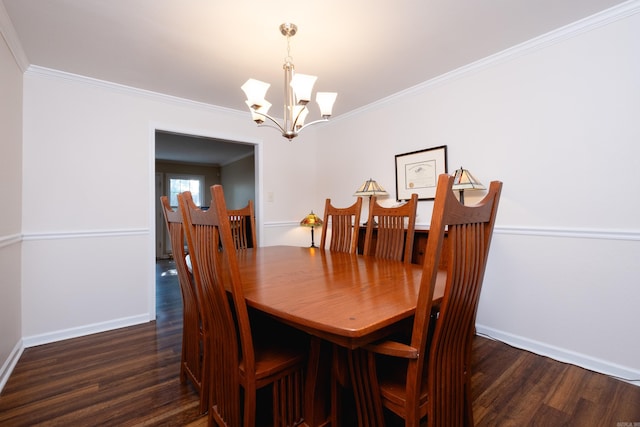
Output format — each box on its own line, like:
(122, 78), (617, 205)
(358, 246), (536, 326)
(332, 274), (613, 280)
(365, 174), (502, 427)
(319, 197), (363, 253)
(179, 189), (245, 426)
(228, 200), (257, 249)
(180, 185), (306, 427)
(159, 196), (207, 413)
(363, 193), (418, 263)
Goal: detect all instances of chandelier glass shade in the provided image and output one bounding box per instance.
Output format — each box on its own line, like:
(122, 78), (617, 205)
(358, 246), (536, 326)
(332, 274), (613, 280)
(241, 23), (337, 140)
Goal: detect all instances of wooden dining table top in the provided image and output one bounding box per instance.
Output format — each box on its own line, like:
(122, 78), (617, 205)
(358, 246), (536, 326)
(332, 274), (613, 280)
(234, 245), (445, 349)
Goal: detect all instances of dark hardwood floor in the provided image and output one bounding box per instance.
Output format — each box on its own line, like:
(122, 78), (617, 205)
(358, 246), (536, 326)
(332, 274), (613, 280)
(1, 259), (638, 426)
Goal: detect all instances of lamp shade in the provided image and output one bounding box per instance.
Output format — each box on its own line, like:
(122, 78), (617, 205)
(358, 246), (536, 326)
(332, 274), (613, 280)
(300, 211), (323, 227)
(316, 92), (337, 117)
(452, 167), (486, 191)
(354, 178), (388, 197)
(241, 78), (270, 109)
(290, 73), (317, 104)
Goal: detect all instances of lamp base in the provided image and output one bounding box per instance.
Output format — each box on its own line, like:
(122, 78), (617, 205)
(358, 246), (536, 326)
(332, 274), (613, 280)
(363, 195), (379, 227)
(309, 226), (316, 248)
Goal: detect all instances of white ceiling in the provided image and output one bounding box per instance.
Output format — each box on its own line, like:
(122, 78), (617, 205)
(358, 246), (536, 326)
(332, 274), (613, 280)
(2, 0), (628, 164)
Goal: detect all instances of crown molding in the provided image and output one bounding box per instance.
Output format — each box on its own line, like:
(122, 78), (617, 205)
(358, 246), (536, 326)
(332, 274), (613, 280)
(25, 65), (248, 118)
(335, 0), (640, 122)
(0, 1), (29, 71)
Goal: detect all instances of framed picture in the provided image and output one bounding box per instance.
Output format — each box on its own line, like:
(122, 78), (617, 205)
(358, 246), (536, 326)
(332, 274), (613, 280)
(395, 145), (448, 201)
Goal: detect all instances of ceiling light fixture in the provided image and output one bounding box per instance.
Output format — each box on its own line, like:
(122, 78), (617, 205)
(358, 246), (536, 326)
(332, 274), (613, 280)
(241, 23), (337, 141)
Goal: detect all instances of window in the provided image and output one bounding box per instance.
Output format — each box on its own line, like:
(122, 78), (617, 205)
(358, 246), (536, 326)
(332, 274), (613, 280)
(167, 174), (205, 207)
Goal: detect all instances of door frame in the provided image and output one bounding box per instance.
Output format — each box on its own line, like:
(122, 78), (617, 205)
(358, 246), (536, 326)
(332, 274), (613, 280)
(149, 124), (263, 320)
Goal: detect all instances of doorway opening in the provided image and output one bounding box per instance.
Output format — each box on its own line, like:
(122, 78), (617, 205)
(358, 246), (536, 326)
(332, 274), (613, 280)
(153, 129), (258, 320)
(154, 130), (256, 259)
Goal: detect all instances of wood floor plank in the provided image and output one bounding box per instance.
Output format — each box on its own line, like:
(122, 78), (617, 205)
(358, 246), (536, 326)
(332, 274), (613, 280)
(545, 364), (589, 413)
(1, 259), (639, 426)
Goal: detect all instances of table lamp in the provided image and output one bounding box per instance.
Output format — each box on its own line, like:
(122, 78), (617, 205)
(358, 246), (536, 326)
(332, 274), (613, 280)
(300, 211), (323, 248)
(354, 178), (388, 226)
(452, 166), (485, 205)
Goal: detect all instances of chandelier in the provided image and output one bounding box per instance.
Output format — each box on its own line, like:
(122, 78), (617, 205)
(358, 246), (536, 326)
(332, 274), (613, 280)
(241, 23), (337, 140)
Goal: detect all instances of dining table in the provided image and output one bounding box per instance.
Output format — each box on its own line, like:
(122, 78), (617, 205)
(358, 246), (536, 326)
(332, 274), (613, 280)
(234, 245), (446, 426)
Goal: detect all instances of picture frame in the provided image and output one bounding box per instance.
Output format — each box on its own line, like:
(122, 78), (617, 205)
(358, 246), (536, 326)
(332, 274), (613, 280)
(395, 145), (448, 201)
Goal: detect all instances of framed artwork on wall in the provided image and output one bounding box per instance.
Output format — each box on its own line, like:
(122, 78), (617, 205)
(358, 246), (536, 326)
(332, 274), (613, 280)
(395, 145), (448, 201)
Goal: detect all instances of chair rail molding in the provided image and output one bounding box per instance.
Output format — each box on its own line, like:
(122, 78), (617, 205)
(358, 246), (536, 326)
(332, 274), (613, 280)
(494, 225), (640, 241)
(21, 228), (149, 241)
(0, 233), (21, 249)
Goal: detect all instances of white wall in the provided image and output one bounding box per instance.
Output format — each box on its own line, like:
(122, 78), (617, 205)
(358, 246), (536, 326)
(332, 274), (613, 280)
(19, 68), (318, 346)
(221, 153), (255, 210)
(0, 21), (24, 391)
(316, 6), (640, 383)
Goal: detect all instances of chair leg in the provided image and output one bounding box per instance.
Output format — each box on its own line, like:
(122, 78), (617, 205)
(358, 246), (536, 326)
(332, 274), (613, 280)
(305, 338), (333, 426)
(243, 387), (257, 427)
(331, 345), (353, 426)
(464, 385), (474, 427)
(273, 370), (305, 426)
(347, 349), (385, 427)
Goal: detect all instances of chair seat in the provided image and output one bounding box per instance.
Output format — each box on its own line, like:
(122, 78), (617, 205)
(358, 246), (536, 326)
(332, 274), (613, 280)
(241, 344), (306, 380)
(377, 357), (429, 415)
(247, 311), (308, 381)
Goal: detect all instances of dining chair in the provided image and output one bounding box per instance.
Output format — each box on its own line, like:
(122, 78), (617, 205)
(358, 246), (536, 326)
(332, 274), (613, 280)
(316, 197), (363, 422)
(179, 186), (308, 427)
(228, 199), (257, 249)
(183, 199), (256, 274)
(334, 193), (416, 422)
(319, 197), (363, 253)
(160, 196), (207, 414)
(362, 174), (502, 427)
(363, 193), (418, 263)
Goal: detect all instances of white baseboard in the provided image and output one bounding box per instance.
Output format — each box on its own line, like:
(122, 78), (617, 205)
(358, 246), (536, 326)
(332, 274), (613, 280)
(0, 339), (24, 394)
(22, 314), (151, 348)
(1, 315), (151, 393)
(476, 324), (640, 387)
